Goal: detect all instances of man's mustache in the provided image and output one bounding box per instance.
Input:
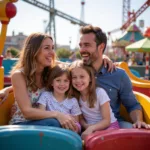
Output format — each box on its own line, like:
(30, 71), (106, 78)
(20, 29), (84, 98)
(80, 52), (90, 56)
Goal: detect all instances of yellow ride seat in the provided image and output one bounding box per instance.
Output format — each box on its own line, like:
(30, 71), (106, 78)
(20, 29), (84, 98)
(0, 92), (14, 125)
(0, 91), (150, 125)
(120, 91), (150, 124)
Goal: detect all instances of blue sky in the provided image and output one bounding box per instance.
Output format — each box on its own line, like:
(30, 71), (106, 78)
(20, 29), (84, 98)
(4, 0), (150, 48)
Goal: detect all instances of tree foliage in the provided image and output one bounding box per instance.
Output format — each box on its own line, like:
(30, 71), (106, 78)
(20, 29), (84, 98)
(56, 48), (71, 58)
(75, 51), (81, 59)
(6, 47), (20, 58)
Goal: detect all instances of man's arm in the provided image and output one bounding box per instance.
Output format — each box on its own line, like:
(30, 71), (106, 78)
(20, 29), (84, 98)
(130, 109), (150, 128)
(119, 71), (149, 128)
(102, 54), (116, 72)
(56, 55), (116, 72)
(130, 109), (143, 123)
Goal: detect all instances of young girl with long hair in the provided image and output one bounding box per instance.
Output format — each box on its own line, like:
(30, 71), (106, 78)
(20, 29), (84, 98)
(69, 60), (119, 139)
(37, 64), (82, 133)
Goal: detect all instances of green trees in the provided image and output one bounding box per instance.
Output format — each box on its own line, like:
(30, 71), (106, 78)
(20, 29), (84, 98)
(56, 48), (71, 59)
(75, 51), (81, 59)
(6, 47), (20, 58)
(56, 48), (81, 60)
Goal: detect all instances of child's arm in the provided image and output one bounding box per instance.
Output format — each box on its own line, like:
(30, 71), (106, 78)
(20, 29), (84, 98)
(70, 98), (83, 133)
(85, 101), (111, 132)
(72, 115), (79, 122)
(79, 115), (90, 130)
(70, 98), (82, 122)
(72, 115), (81, 133)
(81, 101), (111, 139)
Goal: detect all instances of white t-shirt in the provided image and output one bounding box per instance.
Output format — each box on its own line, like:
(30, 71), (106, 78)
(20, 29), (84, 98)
(79, 87), (116, 124)
(38, 91), (82, 116)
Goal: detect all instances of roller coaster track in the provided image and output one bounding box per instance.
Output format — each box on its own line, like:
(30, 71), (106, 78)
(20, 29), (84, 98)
(22, 0), (88, 26)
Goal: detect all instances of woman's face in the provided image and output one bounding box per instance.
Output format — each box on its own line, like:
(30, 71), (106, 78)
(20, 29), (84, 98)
(36, 38), (55, 68)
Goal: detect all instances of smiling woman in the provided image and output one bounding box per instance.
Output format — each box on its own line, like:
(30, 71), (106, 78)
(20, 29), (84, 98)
(2, 32), (77, 130)
(0, 26), (116, 130)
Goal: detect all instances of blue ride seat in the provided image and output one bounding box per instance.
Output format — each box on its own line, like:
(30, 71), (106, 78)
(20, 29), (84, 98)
(130, 69), (141, 78)
(0, 125), (82, 150)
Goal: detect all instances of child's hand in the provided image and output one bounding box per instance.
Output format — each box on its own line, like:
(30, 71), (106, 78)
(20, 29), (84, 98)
(74, 124), (79, 133)
(81, 121), (91, 129)
(81, 126), (95, 140)
(84, 123), (91, 129)
(56, 112), (77, 131)
(74, 122), (81, 133)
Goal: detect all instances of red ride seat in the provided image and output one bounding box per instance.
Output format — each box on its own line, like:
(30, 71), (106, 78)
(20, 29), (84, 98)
(85, 129), (150, 150)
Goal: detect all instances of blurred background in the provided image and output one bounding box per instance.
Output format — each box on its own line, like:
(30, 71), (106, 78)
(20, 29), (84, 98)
(1, 0), (150, 80)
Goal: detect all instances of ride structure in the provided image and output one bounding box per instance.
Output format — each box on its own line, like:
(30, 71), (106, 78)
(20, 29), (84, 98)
(0, 1), (150, 150)
(112, 24), (144, 61)
(22, 0), (88, 49)
(80, 0), (85, 22)
(0, 0), (17, 89)
(108, 0), (150, 37)
(122, 0), (131, 25)
(118, 62), (150, 97)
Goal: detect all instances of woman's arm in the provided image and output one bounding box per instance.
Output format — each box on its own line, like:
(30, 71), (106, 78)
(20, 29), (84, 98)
(11, 71), (57, 120)
(0, 86), (13, 100)
(11, 71), (77, 131)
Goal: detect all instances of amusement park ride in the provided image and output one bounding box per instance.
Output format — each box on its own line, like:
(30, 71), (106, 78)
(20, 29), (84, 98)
(21, 0), (87, 49)
(0, 0), (17, 89)
(0, 1), (150, 150)
(108, 0), (150, 37)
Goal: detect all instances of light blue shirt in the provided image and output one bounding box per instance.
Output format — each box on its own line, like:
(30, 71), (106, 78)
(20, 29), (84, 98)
(38, 91), (82, 116)
(95, 65), (142, 121)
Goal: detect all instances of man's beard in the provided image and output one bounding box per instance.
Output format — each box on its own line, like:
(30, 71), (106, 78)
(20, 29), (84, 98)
(82, 57), (92, 66)
(81, 49), (98, 66)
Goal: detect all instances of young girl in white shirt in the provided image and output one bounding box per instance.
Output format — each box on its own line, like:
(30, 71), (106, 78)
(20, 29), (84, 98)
(38, 64), (82, 133)
(69, 60), (119, 139)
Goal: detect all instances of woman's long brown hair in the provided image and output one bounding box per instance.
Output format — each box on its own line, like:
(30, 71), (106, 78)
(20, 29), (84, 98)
(11, 32), (55, 91)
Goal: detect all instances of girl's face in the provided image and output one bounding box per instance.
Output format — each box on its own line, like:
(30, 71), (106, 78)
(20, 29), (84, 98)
(52, 73), (70, 95)
(36, 38), (55, 69)
(71, 67), (90, 93)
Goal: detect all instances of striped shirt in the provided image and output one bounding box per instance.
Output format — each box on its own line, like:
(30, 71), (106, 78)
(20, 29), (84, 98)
(38, 91), (82, 116)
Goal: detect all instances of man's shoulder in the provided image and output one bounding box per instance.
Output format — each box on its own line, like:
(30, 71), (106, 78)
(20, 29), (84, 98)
(112, 68), (131, 83)
(98, 67), (129, 84)
(114, 67), (126, 75)
(101, 67), (126, 76)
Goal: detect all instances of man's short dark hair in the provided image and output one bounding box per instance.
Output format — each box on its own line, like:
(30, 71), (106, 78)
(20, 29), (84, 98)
(80, 25), (107, 53)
